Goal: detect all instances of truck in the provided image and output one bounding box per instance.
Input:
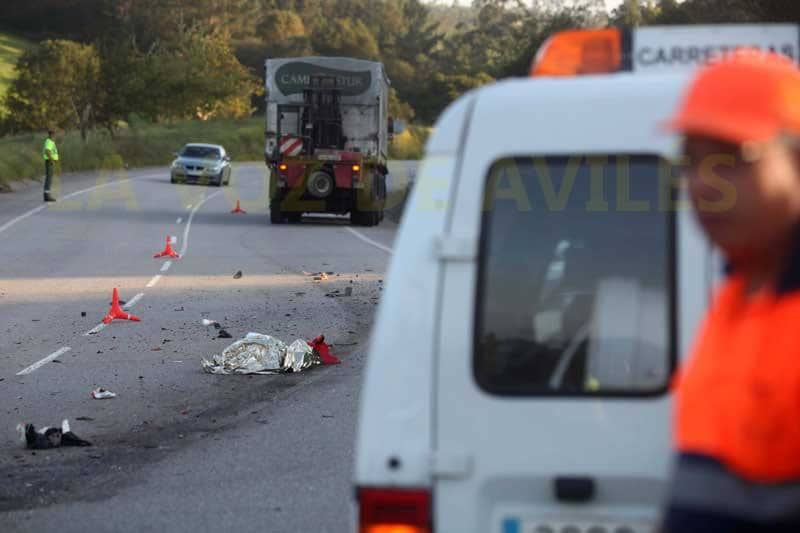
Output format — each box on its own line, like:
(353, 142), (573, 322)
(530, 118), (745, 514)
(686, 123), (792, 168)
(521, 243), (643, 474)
(264, 56), (394, 226)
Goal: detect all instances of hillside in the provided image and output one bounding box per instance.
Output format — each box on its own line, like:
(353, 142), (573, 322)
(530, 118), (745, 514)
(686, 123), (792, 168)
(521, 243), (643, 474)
(0, 32), (30, 108)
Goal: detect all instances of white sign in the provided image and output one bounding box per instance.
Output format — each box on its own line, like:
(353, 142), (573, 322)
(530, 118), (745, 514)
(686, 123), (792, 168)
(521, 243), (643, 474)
(633, 24), (800, 73)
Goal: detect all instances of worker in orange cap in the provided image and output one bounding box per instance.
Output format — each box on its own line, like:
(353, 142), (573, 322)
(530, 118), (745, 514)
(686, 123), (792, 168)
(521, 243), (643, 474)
(662, 49), (800, 532)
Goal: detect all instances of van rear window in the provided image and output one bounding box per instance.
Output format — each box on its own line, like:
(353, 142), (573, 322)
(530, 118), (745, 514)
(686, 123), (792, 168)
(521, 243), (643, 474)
(474, 155), (675, 396)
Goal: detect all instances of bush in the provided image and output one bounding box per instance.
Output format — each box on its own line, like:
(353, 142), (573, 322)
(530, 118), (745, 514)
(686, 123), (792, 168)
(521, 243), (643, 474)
(389, 125), (430, 160)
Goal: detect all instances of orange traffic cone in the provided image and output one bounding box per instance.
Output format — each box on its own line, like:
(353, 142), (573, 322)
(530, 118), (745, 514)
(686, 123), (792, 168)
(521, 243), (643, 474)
(102, 288), (141, 324)
(231, 200), (246, 214)
(154, 236), (180, 259)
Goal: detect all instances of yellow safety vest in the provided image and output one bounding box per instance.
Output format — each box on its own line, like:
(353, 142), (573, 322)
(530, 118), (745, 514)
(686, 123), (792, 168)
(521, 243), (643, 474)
(43, 138), (59, 161)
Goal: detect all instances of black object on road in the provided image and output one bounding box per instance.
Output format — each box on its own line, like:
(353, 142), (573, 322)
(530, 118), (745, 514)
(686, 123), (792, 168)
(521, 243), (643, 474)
(217, 329), (233, 339)
(233, 270), (243, 279)
(17, 420), (92, 449)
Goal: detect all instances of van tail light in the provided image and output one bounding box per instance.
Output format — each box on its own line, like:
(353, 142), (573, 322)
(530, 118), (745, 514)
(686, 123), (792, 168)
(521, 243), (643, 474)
(358, 488), (432, 533)
(531, 28), (622, 77)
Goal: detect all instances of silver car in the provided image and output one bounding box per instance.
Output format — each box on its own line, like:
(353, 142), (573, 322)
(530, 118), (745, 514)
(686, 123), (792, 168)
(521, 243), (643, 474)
(170, 143), (231, 186)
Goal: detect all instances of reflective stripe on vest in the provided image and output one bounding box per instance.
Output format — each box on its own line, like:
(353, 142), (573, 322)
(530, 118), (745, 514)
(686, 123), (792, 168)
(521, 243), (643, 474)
(675, 275), (800, 482)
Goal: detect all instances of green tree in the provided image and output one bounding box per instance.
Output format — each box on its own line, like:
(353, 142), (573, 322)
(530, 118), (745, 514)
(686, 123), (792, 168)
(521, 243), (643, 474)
(4, 40), (101, 140)
(311, 17), (380, 59)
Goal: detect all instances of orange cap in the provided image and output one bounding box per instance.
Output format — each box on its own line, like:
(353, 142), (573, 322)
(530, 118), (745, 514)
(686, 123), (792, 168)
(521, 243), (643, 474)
(664, 49), (800, 144)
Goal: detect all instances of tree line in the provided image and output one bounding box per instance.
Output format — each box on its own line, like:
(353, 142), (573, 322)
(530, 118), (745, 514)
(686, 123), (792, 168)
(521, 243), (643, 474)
(1, 0), (799, 139)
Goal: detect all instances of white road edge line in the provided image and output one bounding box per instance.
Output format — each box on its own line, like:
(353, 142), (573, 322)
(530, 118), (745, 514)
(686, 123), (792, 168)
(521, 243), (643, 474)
(0, 173), (160, 236)
(146, 275), (162, 288)
(160, 261), (172, 273)
(123, 292), (145, 310)
(345, 227), (393, 255)
(179, 191), (222, 258)
(17, 347), (71, 376)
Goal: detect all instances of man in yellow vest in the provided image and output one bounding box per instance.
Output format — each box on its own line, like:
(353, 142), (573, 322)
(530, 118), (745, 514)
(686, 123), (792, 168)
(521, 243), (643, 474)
(42, 129), (58, 202)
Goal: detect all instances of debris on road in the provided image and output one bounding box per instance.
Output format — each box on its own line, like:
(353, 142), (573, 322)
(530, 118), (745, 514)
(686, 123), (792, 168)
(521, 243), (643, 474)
(233, 270), (243, 279)
(217, 329), (233, 339)
(75, 416), (94, 421)
(231, 200), (247, 214)
(16, 420), (92, 449)
(201, 318), (221, 328)
(313, 272), (329, 281)
(202, 332), (339, 375)
(81, 311), (87, 317)
(90, 388), (117, 400)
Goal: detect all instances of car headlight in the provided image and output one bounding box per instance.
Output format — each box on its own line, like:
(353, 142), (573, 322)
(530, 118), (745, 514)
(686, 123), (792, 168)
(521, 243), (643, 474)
(171, 160), (181, 168)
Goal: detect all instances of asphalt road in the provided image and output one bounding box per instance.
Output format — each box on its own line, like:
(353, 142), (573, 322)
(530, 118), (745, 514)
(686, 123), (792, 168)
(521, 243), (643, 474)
(0, 162), (403, 532)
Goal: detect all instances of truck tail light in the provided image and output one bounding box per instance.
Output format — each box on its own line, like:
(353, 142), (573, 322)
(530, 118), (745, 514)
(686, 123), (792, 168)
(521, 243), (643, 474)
(352, 164), (361, 173)
(278, 163), (288, 172)
(358, 488), (431, 533)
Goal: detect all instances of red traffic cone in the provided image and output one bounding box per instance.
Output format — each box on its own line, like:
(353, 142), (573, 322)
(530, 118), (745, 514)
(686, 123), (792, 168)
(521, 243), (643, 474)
(231, 200), (246, 214)
(102, 288), (141, 324)
(154, 236), (180, 259)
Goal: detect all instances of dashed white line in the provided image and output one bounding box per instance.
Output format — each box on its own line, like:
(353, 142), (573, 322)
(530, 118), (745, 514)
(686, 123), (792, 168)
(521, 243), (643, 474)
(179, 191), (222, 258)
(176, 217), (183, 224)
(17, 347), (71, 375)
(146, 275), (162, 288)
(345, 227), (393, 255)
(85, 323), (106, 336)
(123, 292), (145, 309)
(160, 261), (172, 272)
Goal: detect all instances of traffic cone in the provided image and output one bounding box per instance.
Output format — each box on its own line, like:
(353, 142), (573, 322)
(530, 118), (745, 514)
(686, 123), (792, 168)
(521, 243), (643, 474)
(102, 288), (140, 324)
(231, 200), (246, 214)
(153, 236), (180, 259)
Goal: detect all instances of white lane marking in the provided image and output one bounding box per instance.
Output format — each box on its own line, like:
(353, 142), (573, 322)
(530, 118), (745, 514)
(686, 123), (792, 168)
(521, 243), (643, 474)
(123, 292), (145, 310)
(160, 261), (172, 272)
(17, 347), (71, 375)
(0, 206), (47, 235)
(176, 217), (183, 224)
(0, 173), (160, 236)
(85, 323), (106, 336)
(146, 275), (162, 288)
(179, 191), (222, 258)
(345, 227), (393, 255)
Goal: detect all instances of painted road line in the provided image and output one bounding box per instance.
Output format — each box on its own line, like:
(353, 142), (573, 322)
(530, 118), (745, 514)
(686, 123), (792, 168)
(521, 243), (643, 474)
(146, 275), (162, 288)
(85, 323), (106, 336)
(0, 173), (160, 237)
(179, 190), (222, 258)
(123, 292), (145, 310)
(345, 227), (393, 255)
(176, 217), (183, 224)
(160, 261), (172, 273)
(0, 206), (47, 235)
(17, 347), (72, 375)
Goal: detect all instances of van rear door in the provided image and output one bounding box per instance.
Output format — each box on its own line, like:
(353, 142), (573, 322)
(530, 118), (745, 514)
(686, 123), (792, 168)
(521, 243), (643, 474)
(432, 74), (711, 533)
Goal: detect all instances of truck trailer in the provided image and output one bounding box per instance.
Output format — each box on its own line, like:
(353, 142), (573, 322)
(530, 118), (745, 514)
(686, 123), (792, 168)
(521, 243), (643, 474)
(264, 57), (393, 226)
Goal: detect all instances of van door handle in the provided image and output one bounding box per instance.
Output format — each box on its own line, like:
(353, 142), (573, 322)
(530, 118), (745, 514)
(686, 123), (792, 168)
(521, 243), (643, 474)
(554, 476), (595, 503)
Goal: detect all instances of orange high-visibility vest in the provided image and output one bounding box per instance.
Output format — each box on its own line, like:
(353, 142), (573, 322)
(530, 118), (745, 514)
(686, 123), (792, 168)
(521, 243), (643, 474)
(675, 275), (800, 482)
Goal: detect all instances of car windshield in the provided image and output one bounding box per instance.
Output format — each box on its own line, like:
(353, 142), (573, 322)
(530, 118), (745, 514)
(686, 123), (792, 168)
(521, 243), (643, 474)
(474, 154), (675, 396)
(180, 146), (221, 159)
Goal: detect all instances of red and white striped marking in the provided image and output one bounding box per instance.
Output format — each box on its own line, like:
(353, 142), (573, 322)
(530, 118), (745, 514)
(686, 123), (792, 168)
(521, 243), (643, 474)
(279, 136), (303, 156)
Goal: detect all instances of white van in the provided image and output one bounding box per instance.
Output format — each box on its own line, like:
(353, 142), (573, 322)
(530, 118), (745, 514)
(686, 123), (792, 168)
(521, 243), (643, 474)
(354, 25), (796, 533)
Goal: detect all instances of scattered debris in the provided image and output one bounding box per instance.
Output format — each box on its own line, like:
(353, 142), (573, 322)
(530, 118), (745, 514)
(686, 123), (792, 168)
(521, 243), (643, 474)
(217, 329), (233, 339)
(202, 332), (339, 374)
(344, 286), (353, 296)
(75, 416), (94, 421)
(90, 388), (116, 400)
(81, 311), (87, 317)
(233, 270), (243, 279)
(151, 347), (162, 352)
(201, 318), (220, 328)
(16, 420), (92, 449)
(313, 272), (329, 281)
(174, 306), (185, 312)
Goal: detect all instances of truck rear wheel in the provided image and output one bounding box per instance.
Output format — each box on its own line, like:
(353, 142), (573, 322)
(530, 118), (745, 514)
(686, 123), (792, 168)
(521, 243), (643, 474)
(270, 199), (285, 224)
(351, 208), (381, 227)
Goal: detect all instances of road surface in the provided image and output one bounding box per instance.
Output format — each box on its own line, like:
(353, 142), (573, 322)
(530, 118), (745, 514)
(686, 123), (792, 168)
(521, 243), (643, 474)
(0, 163), (404, 532)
